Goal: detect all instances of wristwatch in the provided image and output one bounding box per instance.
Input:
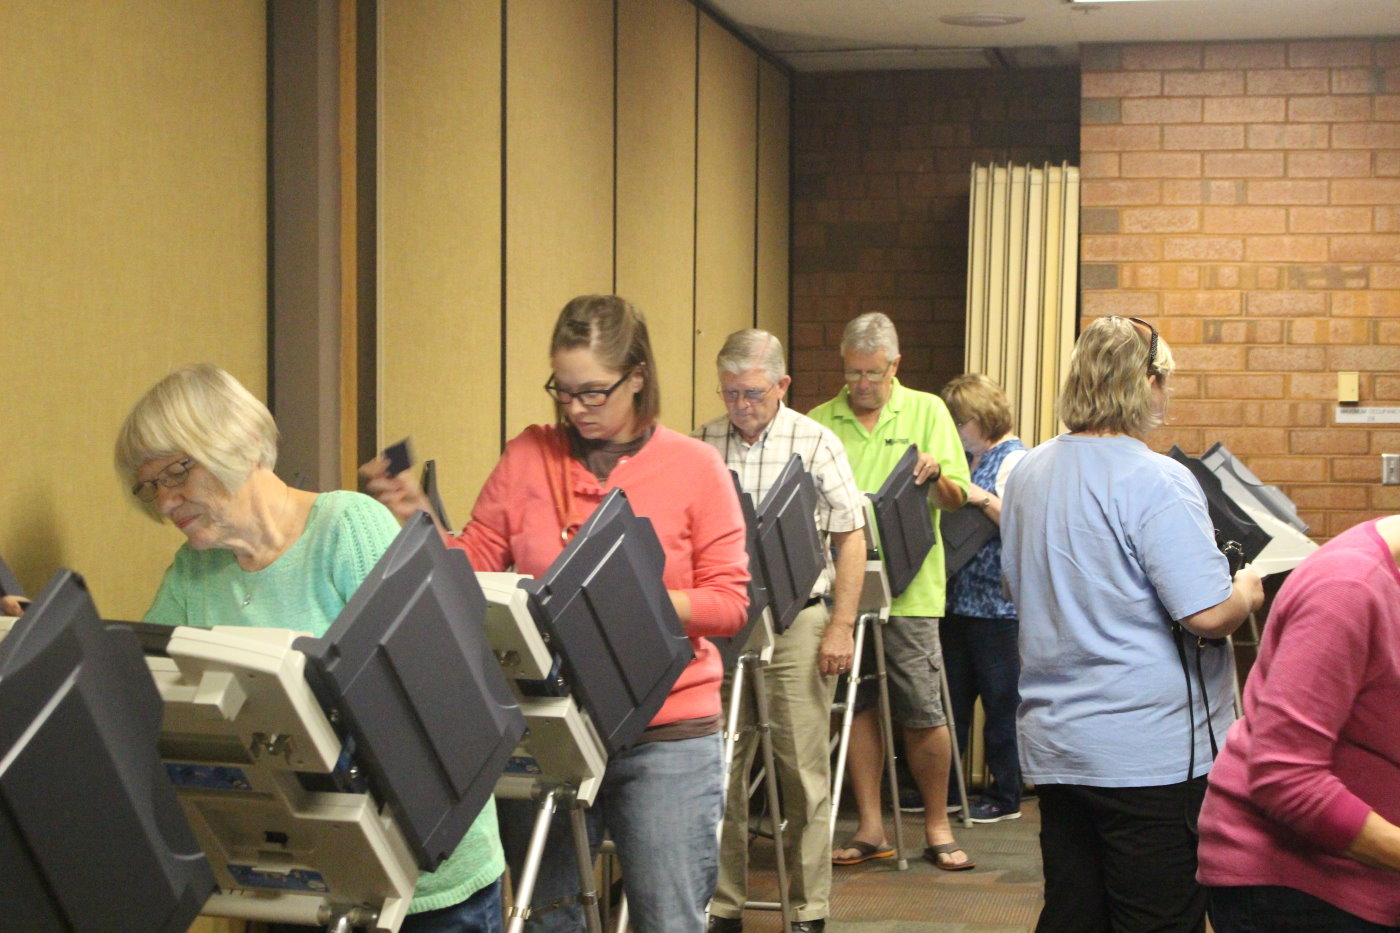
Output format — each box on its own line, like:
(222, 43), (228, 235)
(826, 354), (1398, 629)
(975, 493), (992, 510)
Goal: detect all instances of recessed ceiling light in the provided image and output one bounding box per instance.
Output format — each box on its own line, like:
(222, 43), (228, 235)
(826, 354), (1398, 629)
(939, 13), (1025, 27)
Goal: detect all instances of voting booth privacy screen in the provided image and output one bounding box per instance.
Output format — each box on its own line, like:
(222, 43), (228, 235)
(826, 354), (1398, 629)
(297, 511), (527, 872)
(868, 445), (936, 598)
(754, 454), (825, 635)
(0, 571), (215, 933)
(1168, 445), (1272, 566)
(523, 488), (693, 756)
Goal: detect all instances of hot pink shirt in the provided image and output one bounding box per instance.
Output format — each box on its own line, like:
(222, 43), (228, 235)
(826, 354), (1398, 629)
(448, 424), (749, 726)
(1197, 519), (1400, 925)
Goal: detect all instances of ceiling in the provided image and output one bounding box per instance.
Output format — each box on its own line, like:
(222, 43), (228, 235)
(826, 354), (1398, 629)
(705, 0), (1400, 71)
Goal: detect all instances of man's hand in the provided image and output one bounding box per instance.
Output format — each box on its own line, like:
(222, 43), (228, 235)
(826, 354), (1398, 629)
(818, 619), (854, 676)
(912, 451), (943, 485)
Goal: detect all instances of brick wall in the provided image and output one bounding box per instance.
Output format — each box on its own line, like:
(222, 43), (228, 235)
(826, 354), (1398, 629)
(790, 69), (1080, 411)
(1081, 39), (1400, 538)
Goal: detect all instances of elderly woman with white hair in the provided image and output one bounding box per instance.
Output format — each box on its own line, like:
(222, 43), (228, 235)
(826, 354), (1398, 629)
(116, 363), (508, 933)
(1000, 317), (1265, 933)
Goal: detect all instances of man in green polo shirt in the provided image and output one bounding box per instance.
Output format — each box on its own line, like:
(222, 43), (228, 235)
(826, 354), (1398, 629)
(809, 312), (974, 872)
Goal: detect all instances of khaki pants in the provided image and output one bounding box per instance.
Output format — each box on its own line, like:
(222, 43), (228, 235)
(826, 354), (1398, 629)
(711, 601), (837, 923)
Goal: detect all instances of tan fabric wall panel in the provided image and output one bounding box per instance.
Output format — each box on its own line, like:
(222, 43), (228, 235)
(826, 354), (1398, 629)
(505, 0), (616, 435)
(379, 0), (503, 522)
(616, 0), (698, 432)
(694, 17), (758, 429)
(756, 60), (790, 350)
(0, 0), (265, 620)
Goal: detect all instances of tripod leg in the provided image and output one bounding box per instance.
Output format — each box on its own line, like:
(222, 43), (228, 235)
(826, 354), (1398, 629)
(829, 613), (867, 841)
(508, 789), (561, 933)
(870, 618), (908, 870)
(750, 658), (793, 933)
(723, 659), (749, 780)
(564, 792), (602, 933)
(940, 664), (972, 828)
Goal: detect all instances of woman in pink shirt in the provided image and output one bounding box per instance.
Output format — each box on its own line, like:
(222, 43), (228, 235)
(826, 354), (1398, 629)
(1197, 515), (1400, 931)
(365, 294), (749, 933)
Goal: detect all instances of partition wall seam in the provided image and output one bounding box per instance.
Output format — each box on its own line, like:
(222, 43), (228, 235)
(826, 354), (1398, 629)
(751, 57), (760, 328)
(611, 0), (619, 293)
(265, 1), (277, 413)
(690, 3), (701, 430)
(498, 0), (509, 452)
(785, 75), (794, 393)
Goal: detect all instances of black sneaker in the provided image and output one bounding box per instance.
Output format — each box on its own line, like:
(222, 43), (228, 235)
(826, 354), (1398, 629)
(968, 801), (1022, 823)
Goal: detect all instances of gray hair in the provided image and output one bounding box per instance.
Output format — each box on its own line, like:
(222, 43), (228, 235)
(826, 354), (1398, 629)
(115, 363), (278, 519)
(840, 312), (900, 358)
(716, 329), (787, 383)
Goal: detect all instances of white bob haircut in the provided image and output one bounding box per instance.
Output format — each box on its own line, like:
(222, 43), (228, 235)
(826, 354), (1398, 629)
(840, 311), (900, 359)
(115, 363), (279, 519)
(716, 328), (787, 383)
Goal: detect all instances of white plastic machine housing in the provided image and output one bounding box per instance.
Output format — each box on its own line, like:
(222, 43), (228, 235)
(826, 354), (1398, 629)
(152, 625), (417, 931)
(476, 572), (608, 805)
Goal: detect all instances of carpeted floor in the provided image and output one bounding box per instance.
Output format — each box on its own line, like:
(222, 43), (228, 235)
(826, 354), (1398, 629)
(732, 798), (1045, 932)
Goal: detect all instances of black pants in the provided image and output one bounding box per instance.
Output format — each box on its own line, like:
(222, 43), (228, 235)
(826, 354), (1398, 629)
(1210, 884), (1400, 933)
(1035, 780), (1208, 933)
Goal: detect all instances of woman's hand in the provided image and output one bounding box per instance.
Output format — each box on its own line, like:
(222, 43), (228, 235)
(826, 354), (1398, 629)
(0, 594), (28, 617)
(359, 455), (433, 525)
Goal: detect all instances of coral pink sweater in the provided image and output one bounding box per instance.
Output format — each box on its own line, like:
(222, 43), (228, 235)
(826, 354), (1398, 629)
(1197, 520), (1400, 925)
(448, 424), (750, 726)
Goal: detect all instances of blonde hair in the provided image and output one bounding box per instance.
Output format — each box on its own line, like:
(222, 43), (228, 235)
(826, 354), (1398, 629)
(115, 364), (278, 519)
(1057, 316), (1176, 436)
(840, 312), (899, 358)
(716, 328), (786, 382)
(549, 295), (660, 427)
(941, 373), (1014, 439)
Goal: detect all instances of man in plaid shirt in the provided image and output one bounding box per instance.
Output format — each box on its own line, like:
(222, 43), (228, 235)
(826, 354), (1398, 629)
(696, 329), (866, 933)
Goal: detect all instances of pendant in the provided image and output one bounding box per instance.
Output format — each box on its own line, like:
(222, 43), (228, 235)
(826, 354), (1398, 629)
(242, 592), (253, 607)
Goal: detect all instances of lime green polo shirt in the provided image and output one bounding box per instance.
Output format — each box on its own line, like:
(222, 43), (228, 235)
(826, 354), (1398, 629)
(808, 379), (970, 617)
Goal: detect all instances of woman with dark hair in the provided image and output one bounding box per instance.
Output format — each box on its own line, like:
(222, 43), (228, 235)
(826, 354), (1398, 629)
(364, 295), (750, 933)
(1000, 316), (1264, 932)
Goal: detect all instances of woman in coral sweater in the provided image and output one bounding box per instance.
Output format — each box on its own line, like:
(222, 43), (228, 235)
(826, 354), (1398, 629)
(364, 294), (749, 933)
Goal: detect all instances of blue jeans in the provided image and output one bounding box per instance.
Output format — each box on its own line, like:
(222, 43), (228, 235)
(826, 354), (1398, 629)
(268, 877), (503, 933)
(499, 732), (724, 933)
(1210, 885), (1400, 933)
(941, 613), (1022, 811)
(402, 878), (505, 933)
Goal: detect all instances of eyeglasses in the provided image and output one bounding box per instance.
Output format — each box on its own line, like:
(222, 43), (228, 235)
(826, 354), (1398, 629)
(544, 370), (633, 407)
(843, 362), (894, 384)
(132, 457), (194, 502)
(1125, 317), (1161, 374)
(717, 384), (776, 405)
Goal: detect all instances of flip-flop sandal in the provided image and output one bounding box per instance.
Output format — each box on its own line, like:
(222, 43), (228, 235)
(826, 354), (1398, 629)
(923, 842), (976, 871)
(831, 839), (896, 865)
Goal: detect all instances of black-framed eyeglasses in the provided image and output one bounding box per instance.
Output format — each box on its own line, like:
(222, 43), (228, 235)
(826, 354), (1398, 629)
(1126, 317), (1160, 375)
(132, 457), (194, 502)
(843, 361), (894, 384)
(544, 370), (633, 408)
(717, 383), (776, 405)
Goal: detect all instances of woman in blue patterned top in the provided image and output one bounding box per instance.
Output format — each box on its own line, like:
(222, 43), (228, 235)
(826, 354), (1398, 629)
(939, 374), (1027, 824)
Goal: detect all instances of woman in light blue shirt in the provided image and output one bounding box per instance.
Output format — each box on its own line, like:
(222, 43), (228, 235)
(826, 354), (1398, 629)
(1000, 318), (1263, 933)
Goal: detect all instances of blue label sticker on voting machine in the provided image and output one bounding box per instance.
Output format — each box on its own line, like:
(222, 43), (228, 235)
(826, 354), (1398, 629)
(227, 865), (330, 892)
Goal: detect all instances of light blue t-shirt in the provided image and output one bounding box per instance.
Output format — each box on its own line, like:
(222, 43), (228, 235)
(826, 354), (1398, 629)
(1001, 434), (1234, 787)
